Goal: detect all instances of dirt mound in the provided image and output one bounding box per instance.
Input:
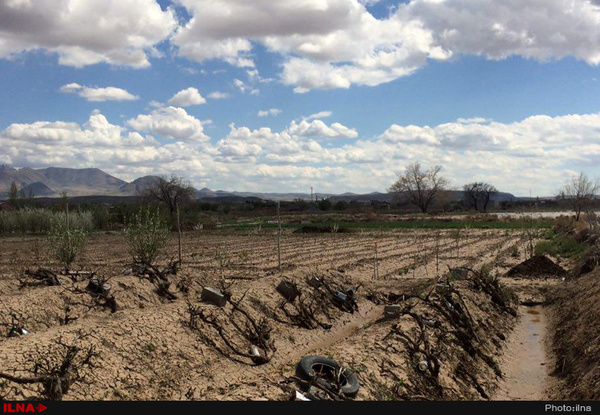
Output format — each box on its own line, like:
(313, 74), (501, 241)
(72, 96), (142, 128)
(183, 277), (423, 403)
(505, 255), (567, 279)
(293, 225), (352, 234)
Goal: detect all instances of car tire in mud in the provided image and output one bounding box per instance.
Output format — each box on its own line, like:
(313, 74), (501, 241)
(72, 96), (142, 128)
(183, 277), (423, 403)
(295, 355), (359, 398)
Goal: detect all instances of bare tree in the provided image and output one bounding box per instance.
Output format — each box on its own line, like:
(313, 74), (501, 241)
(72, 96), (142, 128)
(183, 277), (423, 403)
(557, 172), (600, 221)
(389, 162), (450, 213)
(141, 175), (195, 262)
(463, 182), (498, 212)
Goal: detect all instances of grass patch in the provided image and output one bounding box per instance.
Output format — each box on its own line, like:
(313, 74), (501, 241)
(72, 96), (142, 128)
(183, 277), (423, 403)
(535, 232), (587, 259)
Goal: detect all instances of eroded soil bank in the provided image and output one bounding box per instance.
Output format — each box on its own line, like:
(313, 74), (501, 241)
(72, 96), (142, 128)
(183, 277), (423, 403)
(547, 268), (600, 400)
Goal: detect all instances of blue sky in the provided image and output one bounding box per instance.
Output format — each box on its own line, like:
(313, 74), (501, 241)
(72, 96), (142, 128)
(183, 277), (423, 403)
(1, 0), (600, 196)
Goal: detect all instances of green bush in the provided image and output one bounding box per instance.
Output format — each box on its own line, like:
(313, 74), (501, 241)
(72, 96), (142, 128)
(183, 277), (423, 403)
(47, 220), (88, 270)
(91, 206), (111, 230)
(0, 208), (93, 235)
(124, 208), (170, 264)
(534, 232), (587, 259)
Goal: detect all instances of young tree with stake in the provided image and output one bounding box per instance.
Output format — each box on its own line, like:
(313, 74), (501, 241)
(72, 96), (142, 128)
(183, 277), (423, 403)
(141, 175), (194, 263)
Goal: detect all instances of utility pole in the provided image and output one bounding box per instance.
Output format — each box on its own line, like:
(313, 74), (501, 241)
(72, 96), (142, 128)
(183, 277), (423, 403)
(277, 201), (282, 273)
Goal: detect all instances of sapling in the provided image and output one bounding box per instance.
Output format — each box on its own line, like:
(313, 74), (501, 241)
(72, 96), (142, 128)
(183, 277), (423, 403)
(47, 219), (87, 272)
(124, 208), (169, 265)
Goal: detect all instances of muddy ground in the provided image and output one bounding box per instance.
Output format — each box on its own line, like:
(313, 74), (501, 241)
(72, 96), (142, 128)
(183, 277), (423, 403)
(0, 228), (569, 400)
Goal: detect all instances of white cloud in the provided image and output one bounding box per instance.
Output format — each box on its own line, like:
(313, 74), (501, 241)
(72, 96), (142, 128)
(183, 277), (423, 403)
(167, 87), (206, 107)
(171, 0), (600, 92)
(4, 110), (600, 195)
(258, 108), (282, 117)
(0, 0), (177, 67)
(304, 111), (333, 120)
(207, 91), (231, 99)
(406, 0), (600, 65)
(59, 83), (138, 102)
(127, 106), (209, 141)
(0, 112), (217, 185)
(233, 78), (259, 95)
(287, 120), (358, 139)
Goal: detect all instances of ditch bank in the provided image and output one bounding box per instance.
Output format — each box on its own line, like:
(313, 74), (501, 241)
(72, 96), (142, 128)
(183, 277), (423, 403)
(547, 267), (600, 400)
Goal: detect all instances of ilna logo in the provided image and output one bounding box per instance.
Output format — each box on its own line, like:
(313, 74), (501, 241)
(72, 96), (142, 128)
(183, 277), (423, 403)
(2, 404), (47, 413)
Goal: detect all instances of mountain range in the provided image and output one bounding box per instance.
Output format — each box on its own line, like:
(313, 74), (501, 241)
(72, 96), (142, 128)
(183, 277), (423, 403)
(0, 165), (519, 203)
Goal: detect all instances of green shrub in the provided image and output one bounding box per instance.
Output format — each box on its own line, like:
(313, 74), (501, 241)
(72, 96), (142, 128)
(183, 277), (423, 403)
(534, 232), (586, 258)
(91, 206), (111, 230)
(0, 208), (93, 235)
(124, 209), (170, 264)
(47, 220), (88, 270)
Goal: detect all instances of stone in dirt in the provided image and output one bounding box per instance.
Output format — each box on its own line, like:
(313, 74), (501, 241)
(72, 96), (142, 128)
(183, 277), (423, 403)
(506, 255), (567, 279)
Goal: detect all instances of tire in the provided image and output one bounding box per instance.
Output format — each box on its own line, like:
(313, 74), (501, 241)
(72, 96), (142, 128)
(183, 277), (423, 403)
(295, 355), (359, 398)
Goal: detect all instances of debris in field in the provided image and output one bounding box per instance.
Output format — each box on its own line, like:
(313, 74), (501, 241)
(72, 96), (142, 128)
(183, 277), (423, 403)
(201, 287), (227, 307)
(294, 355), (359, 399)
(418, 360), (429, 372)
(450, 267), (469, 280)
(384, 304), (403, 319)
(66, 276), (118, 313)
(425, 319), (441, 328)
(276, 280), (299, 302)
(305, 386), (330, 401)
(249, 345), (260, 357)
(8, 326), (30, 338)
(19, 268), (60, 288)
(86, 277), (111, 296)
(292, 390), (310, 401)
(307, 276), (322, 288)
(435, 283), (450, 295)
(506, 255), (567, 279)
(63, 270), (95, 282)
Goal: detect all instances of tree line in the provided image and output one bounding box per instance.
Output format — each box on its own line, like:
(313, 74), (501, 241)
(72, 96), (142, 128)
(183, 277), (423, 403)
(389, 161), (599, 220)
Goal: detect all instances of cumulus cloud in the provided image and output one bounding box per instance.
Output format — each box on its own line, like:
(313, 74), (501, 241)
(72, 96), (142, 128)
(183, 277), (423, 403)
(287, 120), (358, 139)
(167, 87), (206, 107)
(59, 83), (138, 102)
(0, 0), (177, 67)
(170, 0), (600, 92)
(258, 108), (282, 117)
(4, 110), (600, 195)
(406, 0), (600, 65)
(4, 0), (599, 90)
(127, 106), (209, 141)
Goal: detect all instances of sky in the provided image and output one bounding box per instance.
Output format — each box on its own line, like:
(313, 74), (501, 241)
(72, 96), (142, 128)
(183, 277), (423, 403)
(1, 0), (600, 196)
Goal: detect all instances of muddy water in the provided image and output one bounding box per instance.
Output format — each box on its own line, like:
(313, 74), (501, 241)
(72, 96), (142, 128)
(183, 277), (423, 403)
(493, 305), (549, 400)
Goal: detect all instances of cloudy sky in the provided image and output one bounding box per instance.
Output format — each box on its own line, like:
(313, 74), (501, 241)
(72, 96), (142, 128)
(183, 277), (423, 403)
(1, 0), (600, 196)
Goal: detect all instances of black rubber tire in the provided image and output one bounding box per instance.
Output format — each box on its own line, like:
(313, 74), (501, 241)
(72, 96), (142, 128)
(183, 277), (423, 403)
(295, 355), (359, 398)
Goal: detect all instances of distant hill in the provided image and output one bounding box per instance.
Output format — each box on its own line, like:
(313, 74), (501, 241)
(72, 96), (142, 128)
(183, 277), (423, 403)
(21, 181), (55, 197)
(0, 165), (523, 204)
(118, 176), (161, 196)
(0, 165), (126, 198)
